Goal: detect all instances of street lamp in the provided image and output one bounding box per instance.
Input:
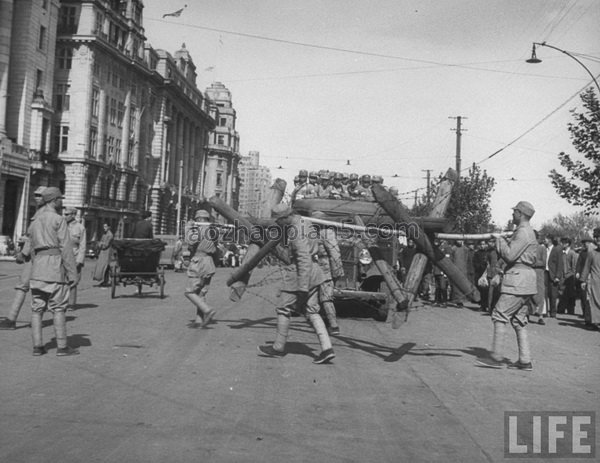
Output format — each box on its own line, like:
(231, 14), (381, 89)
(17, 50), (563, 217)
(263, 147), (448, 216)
(526, 42), (600, 95)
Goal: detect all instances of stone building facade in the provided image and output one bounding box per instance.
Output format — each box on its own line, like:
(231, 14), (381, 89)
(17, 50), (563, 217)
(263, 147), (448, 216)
(0, 0), (59, 239)
(204, 82), (240, 213)
(238, 151), (272, 218)
(53, 0), (215, 239)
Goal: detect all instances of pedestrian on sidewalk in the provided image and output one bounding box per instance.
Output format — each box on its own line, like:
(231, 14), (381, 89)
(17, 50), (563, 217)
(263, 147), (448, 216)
(0, 187), (46, 330)
(530, 230), (547, 325)
(64, 207), (86, 309)
(476, 201), (538, 371)
(184, 210), (217, 329)
(580, 228), (600, 330)
(258, 205), (335, 364)
(93, 223), (113, 286)
(26, 187), (79, 356)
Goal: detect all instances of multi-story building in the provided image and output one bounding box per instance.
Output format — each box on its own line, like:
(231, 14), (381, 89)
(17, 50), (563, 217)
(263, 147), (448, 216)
(238, 151), (272, 218)
(0, 0), (59, 240)
(204, 82), (240, 213)
(53, 0), (214, 239)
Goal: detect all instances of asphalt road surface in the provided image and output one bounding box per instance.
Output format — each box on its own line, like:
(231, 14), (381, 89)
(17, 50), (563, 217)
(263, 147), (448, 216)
(0, 260), (598, 463)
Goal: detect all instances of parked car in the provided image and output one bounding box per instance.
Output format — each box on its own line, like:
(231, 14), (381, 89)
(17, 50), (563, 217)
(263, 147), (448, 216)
(85, 241), (99, 259)
(0, 235), (15, 256)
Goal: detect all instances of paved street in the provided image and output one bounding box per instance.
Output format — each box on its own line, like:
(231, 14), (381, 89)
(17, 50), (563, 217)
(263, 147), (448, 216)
(0, 259), (598, 463)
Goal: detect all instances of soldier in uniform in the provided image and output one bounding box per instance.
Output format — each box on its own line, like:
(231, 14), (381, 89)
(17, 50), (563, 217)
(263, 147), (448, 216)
(26, 187), (79, 356)
(389, 186), (399, 199)
(291, 169), (309, 201)
(371, 175), (385, 188)
(258, 205), (335, 364)
(184, 209), (218, 328)
(355, 174), (374, 200)
(346, 173), (360, 198)
(64, 207), (86, 309)
(324, 172), (348, 199)
(341, 173), (350, 186)
(311, 211), (344, 335)
(318, 171), (331, 195)
(306, 171), (322, 198)
(476, 201), (538, 370)
(0, 187), (46, 330)
(293, 176), (300, 188)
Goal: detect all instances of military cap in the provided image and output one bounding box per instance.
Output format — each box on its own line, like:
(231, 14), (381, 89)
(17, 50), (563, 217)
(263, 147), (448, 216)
(298, 169), (308, 177)
(389, 186), (399, 194)
(372, 175), (383, 184)
(334, 172), (343, 180)
(342, 173), (349, 180)
(512, 201), (535, 217)
(271, 203), (294, 219)
(319, 171), (330, 180)
(34, 186), (46, 196)
(41, 187), (63, 204)
(309, 171), (318, 178)
(195, 209), (210, 220)
(293, 175), (300, 182)
(349, 173), (359, 180)
(360, 174), (371, 182)
(64, 207), (77, 215)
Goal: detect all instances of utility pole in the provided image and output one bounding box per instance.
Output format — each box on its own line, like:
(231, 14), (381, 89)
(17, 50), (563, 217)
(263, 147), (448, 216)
(176, 159), (183, 237)
(422, 169), (432, 205)
(449, 116), (467, 183)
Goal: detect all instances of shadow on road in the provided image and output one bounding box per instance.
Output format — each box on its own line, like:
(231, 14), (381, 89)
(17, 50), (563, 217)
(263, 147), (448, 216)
(44, 333), (92, 350)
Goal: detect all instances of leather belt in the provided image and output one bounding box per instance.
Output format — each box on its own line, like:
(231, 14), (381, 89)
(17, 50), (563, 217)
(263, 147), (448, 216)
(35, 247), (60, 256)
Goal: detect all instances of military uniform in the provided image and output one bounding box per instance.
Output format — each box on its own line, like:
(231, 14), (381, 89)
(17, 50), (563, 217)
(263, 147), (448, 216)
(27, 187), (78, 356)
(184, 210), (218, 328)
(66, 208), (87, 308)
(258, 207), (335, 363)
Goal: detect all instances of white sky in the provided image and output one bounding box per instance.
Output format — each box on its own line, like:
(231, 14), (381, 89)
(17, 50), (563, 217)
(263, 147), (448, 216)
(142, 0), (600, 227)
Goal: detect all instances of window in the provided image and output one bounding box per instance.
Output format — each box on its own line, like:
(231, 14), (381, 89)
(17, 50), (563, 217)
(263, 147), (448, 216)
(109, 98), (117, 125)
(90, 128), (98, 158)
(57, 47), (73, 69)
(216, 173), (223, 187)
(42, 0), (48, 10)
(94, 12), (103, 35)
(115, 139), (122, 163)
(59, 6), (77, 34)
(54, 84), (70, 111)
(219, 117), (227, 127)
(107, 136), (115, 160)
(217, 134), (225, 145)
(93, 61), (101, 77)
(39, 26), (46, 50)
(117, 102), (124, 127)
(54, 125), (69, 153)
(112, 72), (118, 87)
(91, 88), (99, 117)
(36, 70), (43, 91)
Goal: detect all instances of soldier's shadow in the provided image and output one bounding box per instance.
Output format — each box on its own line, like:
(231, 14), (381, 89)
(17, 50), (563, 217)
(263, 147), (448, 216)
(264, 340), (315, 358)
(44, 334), (92, 350)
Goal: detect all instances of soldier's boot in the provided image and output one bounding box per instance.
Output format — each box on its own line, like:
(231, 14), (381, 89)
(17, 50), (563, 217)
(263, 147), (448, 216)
(8, 289), (27, 321)
(490, 320), (506, 362)
(31, 311), (43, 349)
(307, 313), (333, 352)
(68, 286), (77, 310)
(185, 293), (216, 327)
(514, 325), (531, 364)
(53, 311), (69, 349)
(322, 301), (339, 331)
(273, 314), (290, 352)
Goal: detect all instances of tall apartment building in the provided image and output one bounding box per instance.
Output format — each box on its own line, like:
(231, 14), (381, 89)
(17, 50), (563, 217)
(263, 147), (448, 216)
(204, 82), (240, 213)
(238, 151), (272, 218)
(53, 0), (214, 238)
(0, 0), (59, 239)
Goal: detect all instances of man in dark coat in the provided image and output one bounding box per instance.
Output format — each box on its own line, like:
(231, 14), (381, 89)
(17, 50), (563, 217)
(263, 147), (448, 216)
(131, 211), (153, 239)
(544, 234), (563, 318)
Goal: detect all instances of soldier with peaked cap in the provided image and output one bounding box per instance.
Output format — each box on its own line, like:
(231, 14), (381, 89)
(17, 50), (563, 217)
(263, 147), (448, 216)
(347, 173), (360, 198)
(323, 172), (348, 199)
(26, 187), (79, 356)
(258, 204), (335, 364)
(355, 174), (373, 200)
(580, 228), (600, 328)
(291, 169), (310, 201)
(476, 201), (538, 371)
(0, 187), (46, 330)
(306, 171), (322, 198)
(184, 209), (218, 328)
(64, 207), (86, 309)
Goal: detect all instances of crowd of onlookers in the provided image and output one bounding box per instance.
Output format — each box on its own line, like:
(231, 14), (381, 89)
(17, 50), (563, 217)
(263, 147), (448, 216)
(396, 232), (599, 329)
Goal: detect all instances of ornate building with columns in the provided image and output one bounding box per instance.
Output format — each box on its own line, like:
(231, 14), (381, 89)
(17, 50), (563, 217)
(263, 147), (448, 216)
(204, 82), (240, 213)
(0, 0), (59, 240)
(52, 0), (214, 239)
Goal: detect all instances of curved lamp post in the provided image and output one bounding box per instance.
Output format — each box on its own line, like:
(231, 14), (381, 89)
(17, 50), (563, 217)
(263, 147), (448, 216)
(526, 42), (600, 95)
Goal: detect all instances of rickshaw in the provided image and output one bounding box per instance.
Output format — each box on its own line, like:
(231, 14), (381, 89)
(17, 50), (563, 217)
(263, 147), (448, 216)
(109, 239), (166, 299)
